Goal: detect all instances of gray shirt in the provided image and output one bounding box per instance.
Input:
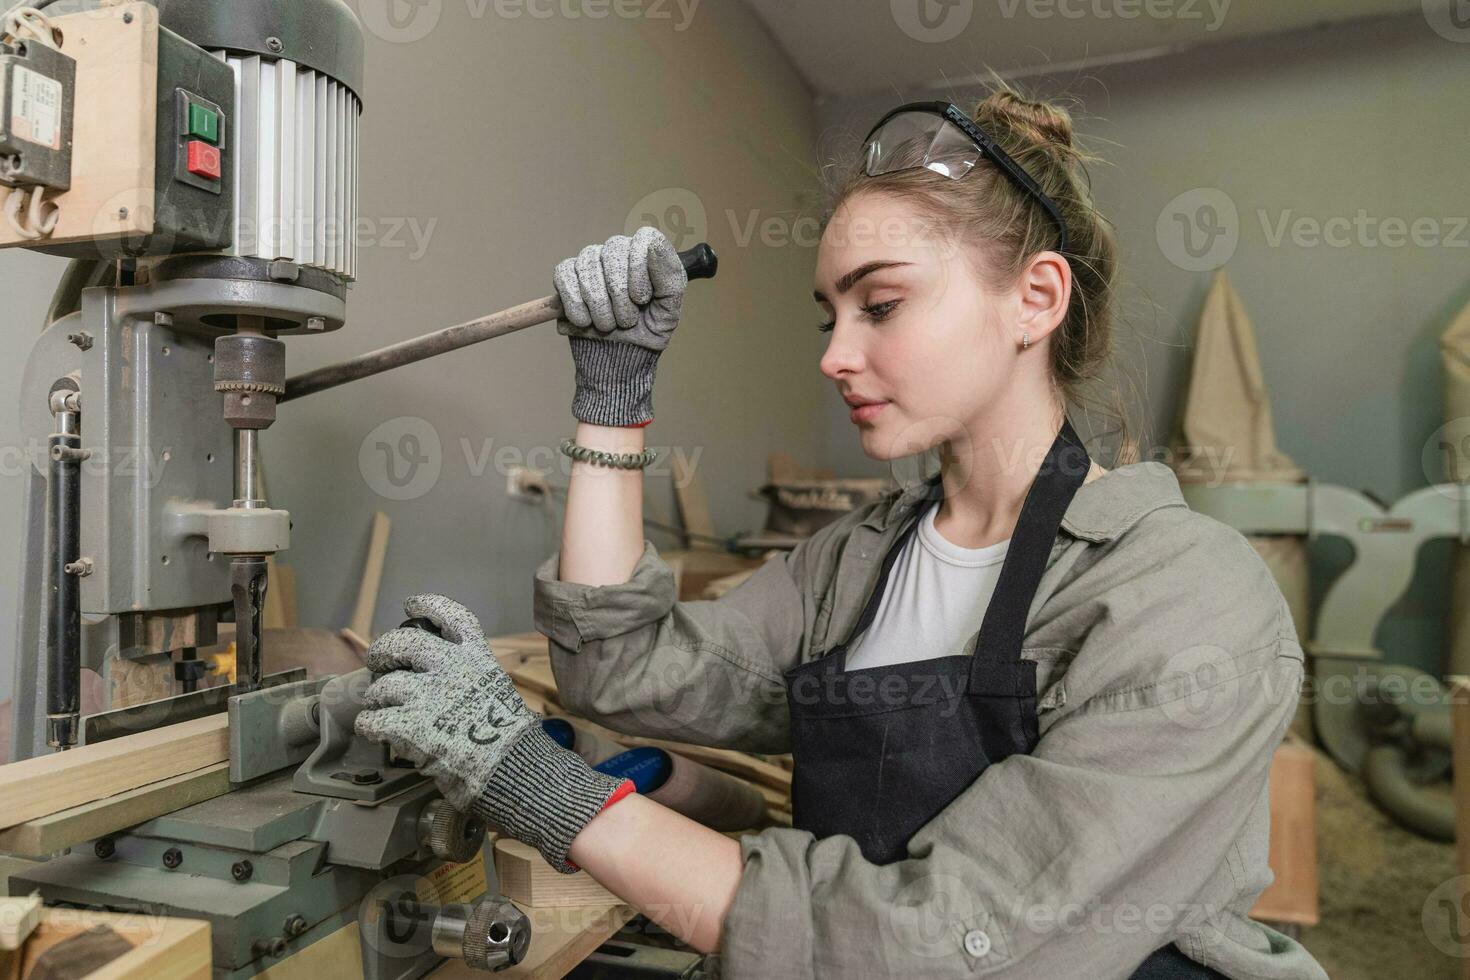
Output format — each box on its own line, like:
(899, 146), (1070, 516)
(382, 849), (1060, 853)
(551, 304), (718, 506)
(532, 461), (1326, 980)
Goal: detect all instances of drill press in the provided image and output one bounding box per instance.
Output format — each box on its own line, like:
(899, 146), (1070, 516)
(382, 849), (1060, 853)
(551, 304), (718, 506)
(1, 2), (532, 974)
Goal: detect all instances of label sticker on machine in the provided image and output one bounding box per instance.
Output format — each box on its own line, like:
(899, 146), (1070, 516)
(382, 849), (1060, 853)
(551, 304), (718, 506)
(10, 65), (62, 149)
(415, 857), (488, 906)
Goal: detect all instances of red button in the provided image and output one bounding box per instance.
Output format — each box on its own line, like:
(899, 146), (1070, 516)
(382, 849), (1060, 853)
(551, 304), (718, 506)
(186, 140), (221, 180)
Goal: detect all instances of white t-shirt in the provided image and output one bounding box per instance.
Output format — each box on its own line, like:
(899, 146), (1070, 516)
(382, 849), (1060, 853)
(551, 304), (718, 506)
(843, 503), (1011, 671)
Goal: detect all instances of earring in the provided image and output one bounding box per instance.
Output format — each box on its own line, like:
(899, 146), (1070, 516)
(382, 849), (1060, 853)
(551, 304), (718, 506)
(1021, 331), (1031, 350)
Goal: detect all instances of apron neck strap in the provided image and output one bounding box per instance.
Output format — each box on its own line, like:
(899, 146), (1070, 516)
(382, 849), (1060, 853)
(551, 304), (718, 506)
(967, 416), (1090, 675)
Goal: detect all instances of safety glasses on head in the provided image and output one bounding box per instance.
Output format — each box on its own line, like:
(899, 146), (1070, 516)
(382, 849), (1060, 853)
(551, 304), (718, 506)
(861, 101), (1070, 256)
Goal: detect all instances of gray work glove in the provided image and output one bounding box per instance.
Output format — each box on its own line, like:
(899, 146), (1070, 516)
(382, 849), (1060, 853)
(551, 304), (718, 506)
(354, 594), (625, 873)
(553, 225), (688, 427)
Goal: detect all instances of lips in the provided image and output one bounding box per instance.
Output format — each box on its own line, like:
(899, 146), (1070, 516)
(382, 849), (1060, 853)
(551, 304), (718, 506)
(847, 399), (888, 425)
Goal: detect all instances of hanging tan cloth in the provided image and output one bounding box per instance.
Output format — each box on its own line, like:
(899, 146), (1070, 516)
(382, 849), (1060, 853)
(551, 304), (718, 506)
(1441, 297), (1470, 677)
(1170, 268), (1312, 737)
(1171, 269), (1306, 485)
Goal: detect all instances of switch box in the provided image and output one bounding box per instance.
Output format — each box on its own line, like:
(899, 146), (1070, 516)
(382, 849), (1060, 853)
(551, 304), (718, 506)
(0, 36), (75, 191)
(0, 2), (234, 256)
(175, 89), (226, 193)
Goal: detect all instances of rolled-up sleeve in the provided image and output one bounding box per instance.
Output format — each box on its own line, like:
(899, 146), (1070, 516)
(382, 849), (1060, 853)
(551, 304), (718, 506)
(534, 540), (804, 754)
(717, 526), (1317, 979)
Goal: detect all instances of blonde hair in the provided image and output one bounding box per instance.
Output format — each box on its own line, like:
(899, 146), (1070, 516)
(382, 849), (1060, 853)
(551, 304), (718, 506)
(824, 80), (1135, 465)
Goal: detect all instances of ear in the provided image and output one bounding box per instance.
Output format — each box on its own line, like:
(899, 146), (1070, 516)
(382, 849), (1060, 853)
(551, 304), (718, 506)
(1014, 250), (1072, 345)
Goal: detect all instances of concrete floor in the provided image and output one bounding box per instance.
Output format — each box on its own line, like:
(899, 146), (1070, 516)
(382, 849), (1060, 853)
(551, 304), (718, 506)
(1300, 744), (1460, 979)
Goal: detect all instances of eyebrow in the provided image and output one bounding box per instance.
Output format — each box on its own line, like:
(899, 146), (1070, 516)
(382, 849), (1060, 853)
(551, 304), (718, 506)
(813, 261), (912, 304)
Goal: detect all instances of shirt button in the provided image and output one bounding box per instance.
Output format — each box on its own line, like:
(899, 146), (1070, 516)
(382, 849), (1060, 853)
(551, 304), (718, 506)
(963, 929), (991, 958)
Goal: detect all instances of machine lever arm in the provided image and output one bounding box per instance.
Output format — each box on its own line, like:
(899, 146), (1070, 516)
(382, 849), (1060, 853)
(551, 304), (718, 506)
(281, 243), (717, 403)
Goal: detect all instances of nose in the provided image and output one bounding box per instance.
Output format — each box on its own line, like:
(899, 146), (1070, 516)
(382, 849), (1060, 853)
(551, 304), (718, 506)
(819, 324), (865, 381)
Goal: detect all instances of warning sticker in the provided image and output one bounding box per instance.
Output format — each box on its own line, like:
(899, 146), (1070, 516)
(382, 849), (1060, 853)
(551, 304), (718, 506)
(415, 857), (488, 906)
(10, 65), (62, 150)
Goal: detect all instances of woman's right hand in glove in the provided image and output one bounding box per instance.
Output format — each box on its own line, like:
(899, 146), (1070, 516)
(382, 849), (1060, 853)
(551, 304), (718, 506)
(552, 226), (688, 428)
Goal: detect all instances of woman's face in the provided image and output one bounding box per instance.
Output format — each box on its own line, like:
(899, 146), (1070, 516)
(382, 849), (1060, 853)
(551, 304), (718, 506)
(814, 191), (1021, 462)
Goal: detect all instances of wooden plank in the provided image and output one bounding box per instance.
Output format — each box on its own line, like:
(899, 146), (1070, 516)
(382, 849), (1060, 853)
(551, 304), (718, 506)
(671, 455), (715, 550)
(1248, 738), (1318, 926)
(14, 908), (209, 980)
(257, 920), (361, 980)
(494, 838), (619, 908)
(501, 655), (559, 702)
(0, 715), (228, 830)
(349, 512), (392, 638)
(489, 634), (555, 658)
(0, 763), (230, 858)
(0, 895), (40, 951)
(1453, 676), (1470, 980)
(340, 629), (369, 655)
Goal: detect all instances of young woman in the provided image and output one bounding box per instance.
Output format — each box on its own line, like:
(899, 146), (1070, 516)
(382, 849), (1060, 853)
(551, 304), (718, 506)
(355, 88), (1326, 979)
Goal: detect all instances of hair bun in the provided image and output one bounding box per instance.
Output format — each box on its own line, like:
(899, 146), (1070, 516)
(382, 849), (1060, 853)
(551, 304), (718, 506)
(974, 90), (1075, 152)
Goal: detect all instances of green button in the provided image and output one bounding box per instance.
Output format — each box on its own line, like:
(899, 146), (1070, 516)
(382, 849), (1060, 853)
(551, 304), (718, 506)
(188, 103), (219, 144)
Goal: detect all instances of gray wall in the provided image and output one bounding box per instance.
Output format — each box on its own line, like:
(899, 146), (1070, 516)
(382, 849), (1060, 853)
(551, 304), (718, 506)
(815, 11), (1470, 673)
(0, 0), (829, 701)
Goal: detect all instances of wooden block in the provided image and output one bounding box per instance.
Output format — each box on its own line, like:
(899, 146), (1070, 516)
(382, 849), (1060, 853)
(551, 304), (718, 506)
(264, 561), (300, 631)
(0, 715), (228, 830)
(14, 907), (209, 980)
(263, 557), (288, 630)
(0, 895), (40, 951)
(257, 919), (362, 980)
(108, 654), (174, 711)
(350, 512), (392, 639)
(277, 565), (299, 629)
(494, 838), (619, 908)
(261, 628), (364, 680)
(1248, 738), (1318, 926)
(0, 763), (230, 858)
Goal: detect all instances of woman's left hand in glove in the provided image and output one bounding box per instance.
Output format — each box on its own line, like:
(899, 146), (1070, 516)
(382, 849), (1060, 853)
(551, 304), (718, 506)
(354, 593), (627, 872)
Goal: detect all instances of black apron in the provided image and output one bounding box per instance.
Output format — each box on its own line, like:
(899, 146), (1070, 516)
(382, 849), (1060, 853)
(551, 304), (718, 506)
(782, 418), (1224, 979)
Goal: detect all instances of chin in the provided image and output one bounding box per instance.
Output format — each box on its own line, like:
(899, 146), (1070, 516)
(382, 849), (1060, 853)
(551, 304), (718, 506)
(857, 420), (928, 462)
(858, 434), (901, 462)
(858, 411), (946, 461)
